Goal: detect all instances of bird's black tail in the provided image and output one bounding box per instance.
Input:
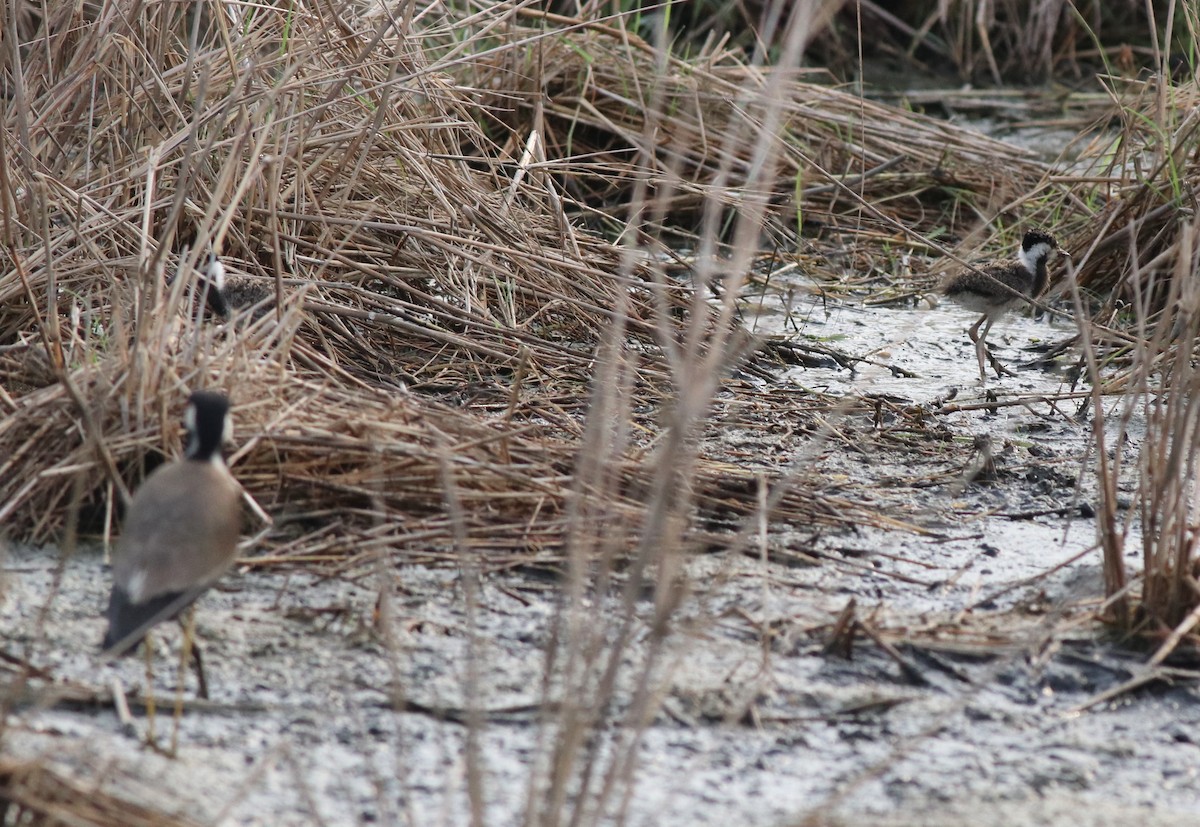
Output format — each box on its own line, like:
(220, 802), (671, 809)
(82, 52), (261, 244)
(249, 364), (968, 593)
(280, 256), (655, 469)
(101, 586), (196, 658)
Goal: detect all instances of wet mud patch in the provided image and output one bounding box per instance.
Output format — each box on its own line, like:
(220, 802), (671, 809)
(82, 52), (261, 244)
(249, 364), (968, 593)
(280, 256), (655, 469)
(5, 536), (1200, 826)
(2, 287), (1195, 826)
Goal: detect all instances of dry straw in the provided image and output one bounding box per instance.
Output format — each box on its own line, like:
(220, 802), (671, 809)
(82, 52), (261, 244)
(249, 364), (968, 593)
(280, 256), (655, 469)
(0, 756), (200, 827)
(0, 1), (979, 563)
(0, 0), (668, 556)
(6, 0), (1200, 822)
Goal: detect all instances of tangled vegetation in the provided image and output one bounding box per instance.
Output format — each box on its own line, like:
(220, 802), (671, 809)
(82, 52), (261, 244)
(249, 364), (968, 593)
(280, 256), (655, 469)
(3, 0), (1200, 823)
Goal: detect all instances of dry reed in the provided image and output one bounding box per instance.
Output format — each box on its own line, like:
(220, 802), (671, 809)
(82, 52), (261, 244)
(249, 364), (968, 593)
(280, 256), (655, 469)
(5, 0), (1200, 823)
(0, 756), (200, 827)
(0, 0), (1033, 562)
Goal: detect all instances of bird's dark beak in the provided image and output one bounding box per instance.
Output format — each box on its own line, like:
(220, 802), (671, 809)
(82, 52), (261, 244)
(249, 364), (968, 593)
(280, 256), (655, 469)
(1058, 247), (1071, 258)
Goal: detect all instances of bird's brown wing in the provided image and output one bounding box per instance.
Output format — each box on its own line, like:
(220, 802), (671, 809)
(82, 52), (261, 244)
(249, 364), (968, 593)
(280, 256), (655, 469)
(112, 460), (242, 602)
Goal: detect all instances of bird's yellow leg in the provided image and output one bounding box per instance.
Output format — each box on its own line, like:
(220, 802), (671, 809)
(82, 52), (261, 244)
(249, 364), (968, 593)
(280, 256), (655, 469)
(143, 632), (157, 751)
(170, 607), (198, 757)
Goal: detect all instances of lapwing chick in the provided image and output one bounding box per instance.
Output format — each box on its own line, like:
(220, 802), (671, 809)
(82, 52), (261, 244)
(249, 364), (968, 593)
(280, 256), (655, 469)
(102, 391), (241, 668)
(191, 249), (274, 321)
(198, 249), (230, 319)
(942, 229), (1070, 381)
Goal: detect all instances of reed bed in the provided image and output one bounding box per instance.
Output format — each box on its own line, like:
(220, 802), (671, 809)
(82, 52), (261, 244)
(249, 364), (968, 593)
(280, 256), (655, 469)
(1066, 74), (1200, 295)
(460, 10), (1053, 241)
(4, 0), (1200, 822)
(0, 1), (669, 558)
(0, 0), (1055, 562)
(1045, 16), (1200, 654)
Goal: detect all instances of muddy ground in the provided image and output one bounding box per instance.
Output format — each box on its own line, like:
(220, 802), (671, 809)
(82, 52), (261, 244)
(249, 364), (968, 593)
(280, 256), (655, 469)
(4, 284), (1200, 826)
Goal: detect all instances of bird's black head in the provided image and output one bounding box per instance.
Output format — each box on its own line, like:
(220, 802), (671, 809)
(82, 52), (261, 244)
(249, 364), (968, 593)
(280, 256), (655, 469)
(184, 391), (232, 462)
(1018, 228), (1068, 274)
(1021, 229), (1059, 253)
